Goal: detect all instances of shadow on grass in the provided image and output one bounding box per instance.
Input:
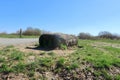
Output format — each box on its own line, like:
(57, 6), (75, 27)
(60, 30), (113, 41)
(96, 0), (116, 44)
(26, 46), (54, 51)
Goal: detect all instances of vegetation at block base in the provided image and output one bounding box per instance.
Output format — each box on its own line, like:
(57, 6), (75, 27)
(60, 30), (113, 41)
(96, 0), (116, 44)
(0, 39), (120, 80)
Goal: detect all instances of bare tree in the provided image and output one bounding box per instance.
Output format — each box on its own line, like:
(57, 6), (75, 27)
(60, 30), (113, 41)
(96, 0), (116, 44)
(98, 31), (113, 39)
(78, 32), (93, 39)
(22, 27), (41, 36)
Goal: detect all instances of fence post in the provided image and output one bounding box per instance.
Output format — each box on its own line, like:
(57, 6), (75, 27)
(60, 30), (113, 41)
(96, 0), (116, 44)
(20, 28), (22, 38)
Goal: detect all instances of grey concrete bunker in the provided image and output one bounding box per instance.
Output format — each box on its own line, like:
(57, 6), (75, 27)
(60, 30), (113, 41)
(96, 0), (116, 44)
(39, 33), (78, 49)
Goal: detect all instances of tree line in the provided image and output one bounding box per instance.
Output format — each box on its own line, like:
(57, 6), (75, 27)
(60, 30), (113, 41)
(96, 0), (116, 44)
(78, 31), (120, 40)
(0, 27), (120, 40)
(0, 27), (41, 36)
(17, 27), (41, 36)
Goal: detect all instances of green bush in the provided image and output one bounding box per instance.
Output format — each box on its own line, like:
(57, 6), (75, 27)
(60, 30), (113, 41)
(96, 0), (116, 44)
(22, 27), (41, 36)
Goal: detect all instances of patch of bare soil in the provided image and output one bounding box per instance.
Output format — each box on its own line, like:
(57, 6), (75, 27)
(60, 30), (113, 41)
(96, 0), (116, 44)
(0, 73), (29, 80)
(91, 42), (120, 53)
(15, 43), (76, 57)
(109, 66), (120, 76)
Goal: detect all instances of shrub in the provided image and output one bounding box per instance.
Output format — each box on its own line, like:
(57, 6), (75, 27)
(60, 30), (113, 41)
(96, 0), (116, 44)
(98, 31), (113, 39)
(98, 31), (120, 39)
(0, 32), (7, 35)
(22, 27), (41, 36)
(78, 32), (94, 39)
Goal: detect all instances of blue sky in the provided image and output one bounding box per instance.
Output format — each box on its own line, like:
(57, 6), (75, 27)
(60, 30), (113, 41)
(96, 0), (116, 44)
(0, 0), (120, 35)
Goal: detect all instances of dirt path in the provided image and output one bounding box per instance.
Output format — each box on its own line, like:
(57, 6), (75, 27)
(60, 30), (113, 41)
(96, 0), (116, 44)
(91, 42), (120, 48)
(0, 38), (38, 47)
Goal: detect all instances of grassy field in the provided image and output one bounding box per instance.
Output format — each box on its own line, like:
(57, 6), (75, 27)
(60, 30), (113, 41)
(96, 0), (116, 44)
(0, 34), (39, 38)
(0, 39), (120, 80)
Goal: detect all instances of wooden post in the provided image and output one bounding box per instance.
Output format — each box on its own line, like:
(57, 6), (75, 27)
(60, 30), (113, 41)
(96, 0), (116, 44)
(20, 28), (22, 38)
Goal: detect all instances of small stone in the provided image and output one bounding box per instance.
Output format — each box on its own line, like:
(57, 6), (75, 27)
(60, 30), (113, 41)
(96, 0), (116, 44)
(27, 56), (35, 62)
(88, 72), (91, 76)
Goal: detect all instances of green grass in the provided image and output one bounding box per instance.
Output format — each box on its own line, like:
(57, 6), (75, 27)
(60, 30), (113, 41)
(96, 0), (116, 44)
(38, 57), (54, 68)
(47, 52), (56, 56)
(0, 34), (39, 38)
(60, 44), (67, 50)
(0, 39), (120, 79)
(115, 75), (120, 80)
(0, 57), (5, 62)
(13, 62), (26, 73)
(96, 38), (120, 44)
(56, 58), (65, 68)
(10, 51), (24, 60)
(77, 39), (120, 68)
(0, 63), (13, 73)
